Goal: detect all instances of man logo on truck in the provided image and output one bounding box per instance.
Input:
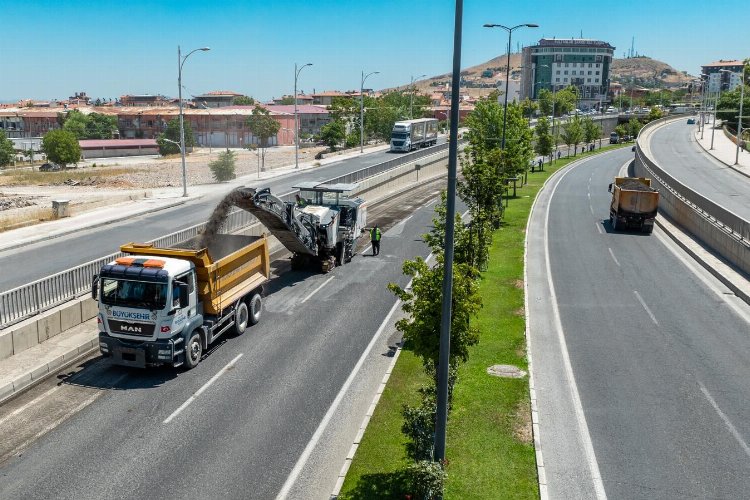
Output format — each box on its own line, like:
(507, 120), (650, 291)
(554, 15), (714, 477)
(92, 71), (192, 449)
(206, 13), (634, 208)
(121, 324), (143, 333)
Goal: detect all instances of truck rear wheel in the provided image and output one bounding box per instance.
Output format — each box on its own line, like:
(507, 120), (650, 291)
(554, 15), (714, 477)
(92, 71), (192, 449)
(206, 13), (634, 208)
(249, 293), (262, 325)
(234, 302), (249, 335)
(185, 331), (202, 369)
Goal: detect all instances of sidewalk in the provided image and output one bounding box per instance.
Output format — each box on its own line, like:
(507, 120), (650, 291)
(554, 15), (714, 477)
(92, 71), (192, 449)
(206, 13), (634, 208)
(693, 118), (750, 175)
(0, 142), (391, 253)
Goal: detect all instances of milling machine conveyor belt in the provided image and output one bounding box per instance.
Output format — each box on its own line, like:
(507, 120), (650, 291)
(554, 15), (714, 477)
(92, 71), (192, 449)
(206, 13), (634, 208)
(232, 187), (317, 256)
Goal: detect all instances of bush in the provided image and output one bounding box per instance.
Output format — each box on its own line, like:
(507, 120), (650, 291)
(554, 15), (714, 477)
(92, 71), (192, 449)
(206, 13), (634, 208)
(406, 460), (446, 500)
(402, 398), (436, 462)
(209, 149), (237, 182)
(345, 131), (359, 149)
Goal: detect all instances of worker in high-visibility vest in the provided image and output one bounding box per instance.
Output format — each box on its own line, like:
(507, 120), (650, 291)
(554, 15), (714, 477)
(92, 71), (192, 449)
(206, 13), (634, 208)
(370, 225), (381, 256)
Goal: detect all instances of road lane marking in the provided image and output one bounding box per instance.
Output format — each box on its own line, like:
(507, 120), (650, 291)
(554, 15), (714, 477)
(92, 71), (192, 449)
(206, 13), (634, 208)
(545, 163), (608, 500)
(163, 353), (243, 424)
(595, 221), (603, 234)
(698, 381), (750, 459)
(589, 205), (594, 215)
(0, 386), (61, 427)
(608, 248), (620, 267)
(633, 291), (658, 325)
(300, 276), (335, 304)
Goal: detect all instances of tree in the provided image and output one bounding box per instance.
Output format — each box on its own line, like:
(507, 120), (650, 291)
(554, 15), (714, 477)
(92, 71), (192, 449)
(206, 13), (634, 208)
(157, 118), (195, 156)
(319, 119), (346, 151)
(615, 124), (628, 139)
(582, 116), (601, 144)
(554, 86), (579, 115)
(41, 130), (81, 168)
(232, 95), (255, 106)
(646, 107), (664, 122)
(0, 130), (15, 168)
(246, 106), (280, 172)
(534, 116), (554, 159)
(62, 110), (117, 139)
(717, 85), (750, 132)
(627, 117), (643, 139)
(537, 89), (554, 116)
(520, 98), (537, 123)
(561, 115), (584, 156)
(209, 149), (237, 182)
(278, 96), (296, 105)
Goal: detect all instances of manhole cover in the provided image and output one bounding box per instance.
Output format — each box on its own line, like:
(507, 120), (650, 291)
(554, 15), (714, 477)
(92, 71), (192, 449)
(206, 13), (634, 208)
(487, 364), (527, 379)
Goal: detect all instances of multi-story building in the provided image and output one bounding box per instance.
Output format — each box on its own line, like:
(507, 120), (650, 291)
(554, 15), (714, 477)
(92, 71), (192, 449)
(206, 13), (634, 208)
(194, 90), (245, 108)
(521, 38), (615, 108)
(120, 94), (171, 107)
(702, 60), (745, 92)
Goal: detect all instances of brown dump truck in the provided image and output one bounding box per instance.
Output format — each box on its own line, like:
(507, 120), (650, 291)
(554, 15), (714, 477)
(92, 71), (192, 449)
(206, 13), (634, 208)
(94, 234), (270, 369)
(608, 177), (660, 234)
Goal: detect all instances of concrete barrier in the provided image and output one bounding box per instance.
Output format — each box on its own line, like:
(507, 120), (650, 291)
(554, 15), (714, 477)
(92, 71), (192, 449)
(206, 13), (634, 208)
(0, 330), (14, 360)
(12, 322), (38, 354)
(636, 117), (750, 276)
(60, 300), (83, 332)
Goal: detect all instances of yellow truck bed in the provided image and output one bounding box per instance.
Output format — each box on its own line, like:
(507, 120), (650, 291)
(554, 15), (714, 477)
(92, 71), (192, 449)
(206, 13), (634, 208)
(121, 234), (270, 315)
(611, 177), (659, 214)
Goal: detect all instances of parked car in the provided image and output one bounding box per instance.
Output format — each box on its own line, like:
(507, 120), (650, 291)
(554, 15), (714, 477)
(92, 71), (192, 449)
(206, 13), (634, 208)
(39, 163), (61, 172)
(687, 118), (696, 124)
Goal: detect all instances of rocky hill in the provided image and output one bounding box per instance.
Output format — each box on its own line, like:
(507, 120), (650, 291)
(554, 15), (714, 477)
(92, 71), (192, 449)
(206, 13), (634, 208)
(391, 53), (694, 97)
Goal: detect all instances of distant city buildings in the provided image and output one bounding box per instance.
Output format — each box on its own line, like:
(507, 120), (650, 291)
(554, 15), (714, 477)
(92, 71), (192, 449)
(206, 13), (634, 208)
(701, 60), (745, 92)
(521, 38), (615, 108)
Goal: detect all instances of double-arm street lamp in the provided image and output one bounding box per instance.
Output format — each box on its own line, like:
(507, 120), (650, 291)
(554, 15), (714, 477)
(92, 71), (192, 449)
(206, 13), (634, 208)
(178, 45), (210, 197)
(360, 70), (379, 153)
(409, 74), (426, 119)
(294, 62), (313, 169)
(483, 22), (538, 149)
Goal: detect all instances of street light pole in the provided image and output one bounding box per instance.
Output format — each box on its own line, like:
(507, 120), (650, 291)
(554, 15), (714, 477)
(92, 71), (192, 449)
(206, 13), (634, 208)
(294, 62), (313, 169)
(177, 45), (210, 197)
(483, 22), (539, 149)
(736, 70), (746, 165)
(360, 70), (380, 153)
(409, 74), (426, 119)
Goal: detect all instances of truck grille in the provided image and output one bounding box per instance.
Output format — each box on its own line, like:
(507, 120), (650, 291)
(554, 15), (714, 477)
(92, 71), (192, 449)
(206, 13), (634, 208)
(108, 320), (155, 337)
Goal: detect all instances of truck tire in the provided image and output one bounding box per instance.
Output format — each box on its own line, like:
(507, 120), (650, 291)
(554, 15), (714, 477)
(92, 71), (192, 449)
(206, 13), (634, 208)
(185, 331), (202, 369)
(234, 301), (249, 335)
(249, 293), (262, 325)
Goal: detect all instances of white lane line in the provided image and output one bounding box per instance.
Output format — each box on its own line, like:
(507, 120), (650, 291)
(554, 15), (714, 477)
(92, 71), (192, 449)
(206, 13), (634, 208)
(0, 385), (61, 427)
(589, 205), (594, 215)
(163, 353), (243, 424)
(276, 296), (405, 500)
(399, 214), (414, 225)
(300, 276), (335, 304)
(633, 291), (658, 325)
(607, 248), (620, 267)
(698, 381), (750, 459)
(595, 221), (603, 234)
(545, 165), (608, 500)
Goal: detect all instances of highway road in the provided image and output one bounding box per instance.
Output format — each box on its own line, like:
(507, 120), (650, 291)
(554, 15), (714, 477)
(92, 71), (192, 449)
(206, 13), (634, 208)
(0, 178), (456, 499)
(0, 140), (445, 293)
(528, 149), (750, 498)
(648, 119), (750, 220)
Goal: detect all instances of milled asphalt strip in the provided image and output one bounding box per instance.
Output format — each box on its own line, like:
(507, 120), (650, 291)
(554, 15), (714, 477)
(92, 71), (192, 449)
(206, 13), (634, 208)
(698, 381), (750, 459)
(0, 386), (61, 427)
(544, 160), (608, 500)
(300, 276), (335, 304)
(633, 291), (658, 325)
(163, 353), (243, 424)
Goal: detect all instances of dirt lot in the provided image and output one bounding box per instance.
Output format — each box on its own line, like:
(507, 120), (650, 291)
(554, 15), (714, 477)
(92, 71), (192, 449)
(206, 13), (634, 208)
(0, 145), (326, 231)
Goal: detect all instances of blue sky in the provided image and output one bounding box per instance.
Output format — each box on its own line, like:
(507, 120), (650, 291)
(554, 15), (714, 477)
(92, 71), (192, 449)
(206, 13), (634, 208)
(1, 0), (747, 102)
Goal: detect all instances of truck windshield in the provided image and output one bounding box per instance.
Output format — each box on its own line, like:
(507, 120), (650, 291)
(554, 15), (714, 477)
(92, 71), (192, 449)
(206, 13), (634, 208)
(391, 133), (408, 140)
(100, 278), (167, 310)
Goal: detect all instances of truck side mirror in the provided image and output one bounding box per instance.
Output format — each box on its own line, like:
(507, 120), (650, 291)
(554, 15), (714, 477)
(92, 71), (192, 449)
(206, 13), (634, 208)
(178, 282), (189, 309)
(91, 275), (99, 300)
(608, 183), (613, 193)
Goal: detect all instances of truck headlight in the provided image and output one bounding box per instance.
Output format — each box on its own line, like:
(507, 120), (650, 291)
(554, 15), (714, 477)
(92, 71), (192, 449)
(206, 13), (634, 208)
(99, 342), (109, 352)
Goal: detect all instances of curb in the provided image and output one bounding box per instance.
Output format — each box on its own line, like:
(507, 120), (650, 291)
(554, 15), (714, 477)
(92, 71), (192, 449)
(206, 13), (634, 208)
(691, 128), (750, 179)
(0, 197), (192, 254)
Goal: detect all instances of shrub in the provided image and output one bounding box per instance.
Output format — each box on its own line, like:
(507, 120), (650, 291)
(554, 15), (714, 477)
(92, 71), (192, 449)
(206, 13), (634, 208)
(406, 460), (446, 500)
(209, 149), (237, 182)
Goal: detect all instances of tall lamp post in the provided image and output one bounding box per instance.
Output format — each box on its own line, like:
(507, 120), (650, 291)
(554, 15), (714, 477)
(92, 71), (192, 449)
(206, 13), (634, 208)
(734, 68), (746, 165)
(177, 45), (210, 197)
(483, 22), (538, 149)
(294, 62), (313, 169)
(409, 74), (426, 119)
(360, 70), (379, 153)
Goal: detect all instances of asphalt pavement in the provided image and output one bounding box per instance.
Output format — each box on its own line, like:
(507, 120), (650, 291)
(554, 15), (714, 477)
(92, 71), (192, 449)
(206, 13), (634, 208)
(529, 149), (750, 499)
(0, 178), (453, 500)
(0, 141), (444, 292)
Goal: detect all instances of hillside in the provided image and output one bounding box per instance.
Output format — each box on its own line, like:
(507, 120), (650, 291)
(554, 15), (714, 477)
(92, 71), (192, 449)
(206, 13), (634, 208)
(388, 53), (694, 97)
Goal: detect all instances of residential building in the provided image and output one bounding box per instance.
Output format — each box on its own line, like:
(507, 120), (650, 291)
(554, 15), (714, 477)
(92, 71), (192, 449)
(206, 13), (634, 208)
(495, 79), (522, 103)
(0, 110), (59, 138)
(262, 104), (330, 138)
(120, 94), (171, 107)
(702, 60), (745, 92)
(194, 90), (245, 108)
(272, 94), (314, 105)
(521, 38), (615, 107)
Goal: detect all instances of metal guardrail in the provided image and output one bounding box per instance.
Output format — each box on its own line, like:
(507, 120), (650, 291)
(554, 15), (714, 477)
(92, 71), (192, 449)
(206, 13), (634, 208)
(0, 142), (451, 330)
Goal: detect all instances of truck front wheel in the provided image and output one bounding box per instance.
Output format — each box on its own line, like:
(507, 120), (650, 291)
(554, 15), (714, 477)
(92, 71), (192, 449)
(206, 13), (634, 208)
(185, 331), (202, 369)
(249, 293), (262, 325)
(234, 302), (249, 335)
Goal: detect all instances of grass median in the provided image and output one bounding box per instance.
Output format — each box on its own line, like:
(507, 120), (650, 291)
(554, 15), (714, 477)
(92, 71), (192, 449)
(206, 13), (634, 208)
(338, 143), (629, 499)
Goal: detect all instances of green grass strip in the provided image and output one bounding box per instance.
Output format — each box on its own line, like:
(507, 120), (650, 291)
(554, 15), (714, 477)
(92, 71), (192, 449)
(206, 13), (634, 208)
(339, 144), (629, 499)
